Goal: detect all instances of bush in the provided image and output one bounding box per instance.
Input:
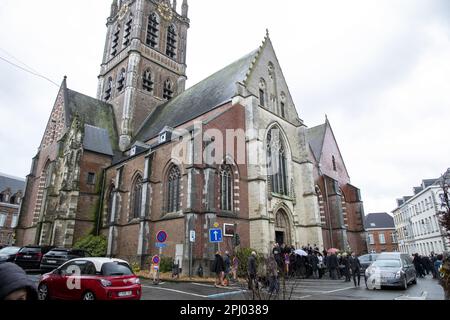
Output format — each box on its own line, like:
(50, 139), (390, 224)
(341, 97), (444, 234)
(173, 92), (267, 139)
(235, 248), (265, 278)
(74, 235), (107, 257)
(160, 257), (174, 273)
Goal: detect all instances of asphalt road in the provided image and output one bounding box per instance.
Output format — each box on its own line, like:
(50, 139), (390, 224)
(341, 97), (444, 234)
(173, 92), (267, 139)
(27, 273), (444, 300)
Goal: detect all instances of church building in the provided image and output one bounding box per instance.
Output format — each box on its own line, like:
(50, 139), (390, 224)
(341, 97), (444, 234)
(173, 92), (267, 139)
(16, 0), (367, 272)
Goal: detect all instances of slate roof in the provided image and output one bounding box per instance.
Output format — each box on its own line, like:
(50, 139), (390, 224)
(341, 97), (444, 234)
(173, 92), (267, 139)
(134, 49), (259, 143)
(64, 88), (119, 153)
(422, 179), (438, 188)
(364, 213), (395, 229)
(0, 173), (25, 194)
(83, 125), (114, 156)
(306, 123), (327, 161)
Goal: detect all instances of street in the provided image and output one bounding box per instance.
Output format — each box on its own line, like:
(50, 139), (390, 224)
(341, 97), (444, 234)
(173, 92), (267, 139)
(27, 273), (444, 300)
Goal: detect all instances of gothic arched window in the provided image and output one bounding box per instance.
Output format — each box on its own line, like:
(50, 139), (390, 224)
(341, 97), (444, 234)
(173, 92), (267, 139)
(220, 165), (233, 212)
(123, 16), (133, 47)
(111, 25), (121, 56)
(146, 13), (159, 48)
(163, 79), (173, 100)
(267, 127), (288, 196)
(117, 68), (126, 92)
(259, 78), (267, 107)
(166, 166), (181, 213)
(107, 185), (115, 224)
(166, 24), (177, 59)
(104, 77), (113, 101)
(131, 175), (143, 220)
(142, 69), (154, 92)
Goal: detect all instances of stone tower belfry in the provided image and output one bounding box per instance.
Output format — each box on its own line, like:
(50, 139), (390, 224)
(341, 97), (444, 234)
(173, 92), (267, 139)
(98, 0), (190, 151)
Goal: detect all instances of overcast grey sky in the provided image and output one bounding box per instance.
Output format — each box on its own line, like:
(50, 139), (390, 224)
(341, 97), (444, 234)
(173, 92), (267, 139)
(0, 0), (449, 214)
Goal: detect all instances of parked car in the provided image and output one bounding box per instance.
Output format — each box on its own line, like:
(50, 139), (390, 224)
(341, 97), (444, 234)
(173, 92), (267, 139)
(15, 246), (55, 270)
(358, 253), (379, 275)
(0, 246), (22, 264)
(40, 248), (90, 273)
(365, 252), (417, 290)
(38, 258), (142, 300)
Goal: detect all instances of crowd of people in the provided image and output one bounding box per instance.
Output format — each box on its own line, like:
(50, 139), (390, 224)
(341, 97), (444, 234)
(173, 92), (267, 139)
(412, 252), (444, 279)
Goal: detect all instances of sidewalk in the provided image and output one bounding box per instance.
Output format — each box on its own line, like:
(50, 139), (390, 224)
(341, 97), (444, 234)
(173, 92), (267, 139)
(137, 271), (248, 286)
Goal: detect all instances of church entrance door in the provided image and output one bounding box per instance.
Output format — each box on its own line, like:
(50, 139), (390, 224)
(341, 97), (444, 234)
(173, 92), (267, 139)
(275, 209), (291, 246)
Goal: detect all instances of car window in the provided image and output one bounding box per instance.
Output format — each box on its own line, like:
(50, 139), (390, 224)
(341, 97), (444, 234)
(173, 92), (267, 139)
(48, 249), (69, 255)
(359, 255), (369, 262)
(373, 259), (401, 268)
(0, 247), (20, 255)
(101, 262), (133, 276)
(20, 247), (41, 254)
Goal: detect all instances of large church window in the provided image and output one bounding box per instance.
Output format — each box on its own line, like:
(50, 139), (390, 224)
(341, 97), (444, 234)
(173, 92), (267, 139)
(163, 79), (173, 100)
(146, 13), (159, 48)
(142, 69), (154, 92)
(111, 25), (120, 56)
(117, 69), (126, 92)
(220, 165), (233, 212)
(131, 175), (143, 220)
(166, 166), (181, 213)
(267, 127), (288, 196)
(166, 24), (177, 59)
(123, 17), (133, 47)
(104, 77), (113, 101)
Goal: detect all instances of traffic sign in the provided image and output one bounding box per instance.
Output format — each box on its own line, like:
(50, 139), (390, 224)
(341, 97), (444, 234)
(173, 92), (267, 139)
(152, 255), (160, 265)
(213, 222), (220, 228)
(190, 230), (196, 243)
(209, 228), (223, 243)
(155, 243), (168, 248)
(157, 230), (168, 243)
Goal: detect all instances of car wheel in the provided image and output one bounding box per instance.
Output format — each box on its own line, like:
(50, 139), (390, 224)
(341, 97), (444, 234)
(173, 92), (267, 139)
(412, 277), (417, 285)
(82, 291), (96, 301)
(38, 284), (49, 301)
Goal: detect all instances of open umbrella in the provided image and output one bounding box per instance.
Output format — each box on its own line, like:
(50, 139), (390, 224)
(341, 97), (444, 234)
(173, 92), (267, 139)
(327, 248), (339, 254)
(294, 249), (308, 256)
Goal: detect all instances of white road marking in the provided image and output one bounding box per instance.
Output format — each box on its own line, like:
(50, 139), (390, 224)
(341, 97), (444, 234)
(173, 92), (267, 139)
(142, 285), (207, 298)
(192, 283), (243, 291)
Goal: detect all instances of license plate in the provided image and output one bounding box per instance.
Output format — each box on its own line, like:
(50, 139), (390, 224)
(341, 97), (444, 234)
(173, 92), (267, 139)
(24, 255), (32, 259)
(47, 260), (57, 264)
(118, 291), (132, 297)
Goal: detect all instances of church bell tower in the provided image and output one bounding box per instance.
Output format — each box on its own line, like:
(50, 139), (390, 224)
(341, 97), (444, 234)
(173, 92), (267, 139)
(98, 0), (190, 151)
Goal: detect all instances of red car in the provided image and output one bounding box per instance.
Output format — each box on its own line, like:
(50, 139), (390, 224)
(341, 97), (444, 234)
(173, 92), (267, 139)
(38, 258), (141, 300)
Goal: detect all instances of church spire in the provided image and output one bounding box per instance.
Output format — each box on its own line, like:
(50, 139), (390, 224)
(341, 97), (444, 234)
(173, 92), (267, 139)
(182, 0), (188, 17)
(110, 0), (118, 17)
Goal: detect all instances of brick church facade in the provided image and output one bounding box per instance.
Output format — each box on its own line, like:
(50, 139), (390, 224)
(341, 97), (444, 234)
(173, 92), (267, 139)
(16, 0), (367, 272)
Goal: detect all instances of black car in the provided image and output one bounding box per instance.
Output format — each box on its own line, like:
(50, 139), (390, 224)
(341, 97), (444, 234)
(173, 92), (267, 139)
(40, 248), (90, 273)
(15, 246), (55, 270)
(0, 246), (22, 264)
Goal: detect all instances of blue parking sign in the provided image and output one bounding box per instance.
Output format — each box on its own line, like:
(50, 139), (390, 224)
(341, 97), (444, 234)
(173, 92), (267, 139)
(209, 228), (223, 243)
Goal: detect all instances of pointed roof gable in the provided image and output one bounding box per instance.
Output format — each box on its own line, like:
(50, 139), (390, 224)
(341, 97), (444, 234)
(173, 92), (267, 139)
(306, 123), (327, 162)
(134, 49), (259, 143)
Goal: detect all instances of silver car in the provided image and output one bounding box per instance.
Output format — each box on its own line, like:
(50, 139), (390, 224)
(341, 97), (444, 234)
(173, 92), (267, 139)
(365, 252), (417, 290)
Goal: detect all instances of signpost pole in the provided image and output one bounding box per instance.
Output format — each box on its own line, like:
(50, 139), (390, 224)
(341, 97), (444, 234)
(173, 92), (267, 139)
(189, 239), (193, 279)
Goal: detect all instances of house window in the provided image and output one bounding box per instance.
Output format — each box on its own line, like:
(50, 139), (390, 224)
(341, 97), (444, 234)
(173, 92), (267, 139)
(368, 234), (375, 245)
(391, 232), (397, 243)
(163, 79), (173, 100)
(142, 69), (154, 92)
(104, 77), (113, 101)
(111, 25), (121, 56)
(11, 214), (18, 228)
(167, 166), (181, 213)
(220, 165), (233, 212)
(259, 89), (265, 107)
(0, 214), (6, 228)
(267, 127), (288, 196)
(166, 24), (177, 59)
(87, 173), (96, 185)
(0, 194), (3, 202)
(146, 13), (159, 48)
(131, 176), (143, 220)
(117, 68), (126, 92)
(123, 17), (133, 47)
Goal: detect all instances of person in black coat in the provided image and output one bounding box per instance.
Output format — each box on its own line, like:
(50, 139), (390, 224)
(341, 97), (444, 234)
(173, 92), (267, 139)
(0, 263), (38, 300)
(349, 252), (362, 287)
(327, 253), (339, 280)
(212, 251), (225, 287)
(341, 253), (351, 282)
(413, 253), (425, 278)
(247, 252), (258, 291)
